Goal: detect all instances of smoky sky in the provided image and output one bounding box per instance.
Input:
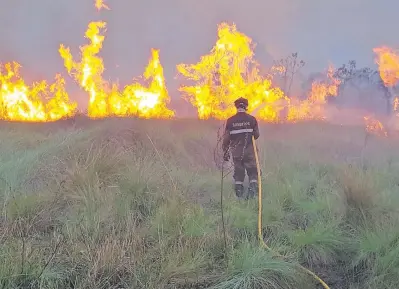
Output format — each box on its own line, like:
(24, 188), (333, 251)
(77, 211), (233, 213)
(0, 0), (398, 108)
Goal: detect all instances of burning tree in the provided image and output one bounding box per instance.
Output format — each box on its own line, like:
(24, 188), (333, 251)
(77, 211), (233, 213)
(373, 46), (399, 115)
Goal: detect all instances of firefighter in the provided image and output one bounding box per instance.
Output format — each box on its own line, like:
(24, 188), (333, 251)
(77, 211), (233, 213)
(222, 97), (260, 199)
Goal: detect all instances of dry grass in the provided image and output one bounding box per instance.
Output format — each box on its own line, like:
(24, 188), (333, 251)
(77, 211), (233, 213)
(1, 118), (399, 288)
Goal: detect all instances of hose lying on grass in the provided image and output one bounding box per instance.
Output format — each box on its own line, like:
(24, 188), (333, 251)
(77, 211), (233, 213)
(251, 135), (331, 289)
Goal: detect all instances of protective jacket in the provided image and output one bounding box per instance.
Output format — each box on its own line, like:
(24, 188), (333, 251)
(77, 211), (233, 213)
(222, 110), (260, 159)
(222, 110), (260, 189)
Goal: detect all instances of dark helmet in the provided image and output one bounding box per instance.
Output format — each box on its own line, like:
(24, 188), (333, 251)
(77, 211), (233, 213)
(234, 97), (248, 109)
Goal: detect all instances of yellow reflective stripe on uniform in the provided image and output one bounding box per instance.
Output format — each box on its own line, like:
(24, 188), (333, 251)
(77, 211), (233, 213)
(230, 128), (253, 135)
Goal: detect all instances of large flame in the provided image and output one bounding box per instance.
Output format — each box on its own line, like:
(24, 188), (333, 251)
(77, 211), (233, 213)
(176, 23), (342, 123)
(177, 22), (288, 122)
(59, 21), (174, 119)
(0, 62), (77, 122)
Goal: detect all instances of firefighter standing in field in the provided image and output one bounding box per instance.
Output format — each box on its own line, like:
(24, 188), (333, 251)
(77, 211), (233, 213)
(222, 97), (260, 199)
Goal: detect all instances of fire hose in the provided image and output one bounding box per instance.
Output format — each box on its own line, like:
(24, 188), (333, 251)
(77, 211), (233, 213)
(251, 135), (331, 289)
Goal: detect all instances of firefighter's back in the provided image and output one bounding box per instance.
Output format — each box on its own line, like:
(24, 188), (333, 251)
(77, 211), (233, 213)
(226, 111), (257, 158)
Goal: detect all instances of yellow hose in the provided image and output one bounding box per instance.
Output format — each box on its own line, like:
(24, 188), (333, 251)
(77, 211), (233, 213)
(252, 136), (331, 289)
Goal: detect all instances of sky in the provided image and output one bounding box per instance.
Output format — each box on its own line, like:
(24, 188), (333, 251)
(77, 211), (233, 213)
(0, 0), (398, 109)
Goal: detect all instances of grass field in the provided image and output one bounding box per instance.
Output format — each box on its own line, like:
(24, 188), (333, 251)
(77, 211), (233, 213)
(1, 117), (399, 289)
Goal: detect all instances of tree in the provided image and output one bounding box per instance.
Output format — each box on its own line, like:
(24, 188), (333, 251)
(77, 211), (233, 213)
(333, 61), (372, 96)
(334, 60), (397, 115)
(333, 60), (357, 98)
(273, 53), (305, 96)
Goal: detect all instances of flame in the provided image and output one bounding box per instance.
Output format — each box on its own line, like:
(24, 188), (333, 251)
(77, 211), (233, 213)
(176, 22), (288, 122)
(373, 46), (399, 87)
(177, 23), (343, 123)
(286, 64), (341, 122)
(364, 115), (387, 137)
(59, 21), (174, 119)
(5, 14), (397, 124)
(95, 0), (109, 11)
(0, 62), (77, 122)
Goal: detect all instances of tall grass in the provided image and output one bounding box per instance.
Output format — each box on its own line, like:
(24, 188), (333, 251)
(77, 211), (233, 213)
(1, 118), (399, 288)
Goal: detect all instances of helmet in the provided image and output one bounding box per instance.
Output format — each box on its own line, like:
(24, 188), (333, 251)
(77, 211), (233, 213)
(234, 97), (248, 110)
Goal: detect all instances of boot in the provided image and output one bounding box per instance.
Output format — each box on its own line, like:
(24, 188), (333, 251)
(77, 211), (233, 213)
(247, 182), (258, 199)
(235, 184), (244, 199)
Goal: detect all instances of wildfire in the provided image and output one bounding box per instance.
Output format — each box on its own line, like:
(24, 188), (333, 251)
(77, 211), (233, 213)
(364, 115), (388, 137)
(59, 21), (174, 119)
(286, 64), (341, 122)
(0, 62), (77, 122)
(176, 22), (288, 122)
(373, 46), (399, 87)
(3, 7), (398, 126)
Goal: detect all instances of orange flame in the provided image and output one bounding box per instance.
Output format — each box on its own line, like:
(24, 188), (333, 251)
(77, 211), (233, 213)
(373, 46), (399, 87)
(364, 115), (387, 137)
(59, 21), (174, 119)
(0, 62), (77, 122)
(177, 22), (288, 122)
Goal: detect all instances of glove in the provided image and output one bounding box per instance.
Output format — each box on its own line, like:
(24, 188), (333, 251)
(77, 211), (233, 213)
(223, 152), (230, 162)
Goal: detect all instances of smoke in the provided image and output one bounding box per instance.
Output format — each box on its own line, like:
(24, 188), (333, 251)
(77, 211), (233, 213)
(1, 0), (398, 111)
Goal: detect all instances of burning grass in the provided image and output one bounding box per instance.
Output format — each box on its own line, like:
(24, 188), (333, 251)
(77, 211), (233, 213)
(1, 119), (399, 288)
